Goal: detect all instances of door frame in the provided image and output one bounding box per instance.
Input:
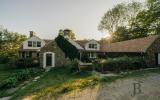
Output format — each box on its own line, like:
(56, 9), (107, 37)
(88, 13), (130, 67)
(43, 52), (55, 68)
(158, 53), (160, 65)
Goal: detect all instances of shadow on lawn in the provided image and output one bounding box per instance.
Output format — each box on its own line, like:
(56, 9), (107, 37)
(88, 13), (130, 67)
(11, 66), (99, 100)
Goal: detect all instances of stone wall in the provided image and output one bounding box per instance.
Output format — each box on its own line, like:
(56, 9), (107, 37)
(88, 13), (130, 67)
(40, 40), (70, 67)
(146, 36), (160, 66)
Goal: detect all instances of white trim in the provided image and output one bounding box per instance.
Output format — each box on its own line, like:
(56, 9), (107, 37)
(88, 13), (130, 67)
(43, 52), (55, 68)
(158, 53), (160, 65)
(85, 39), (100, 51)
(89, 52), (97, 59)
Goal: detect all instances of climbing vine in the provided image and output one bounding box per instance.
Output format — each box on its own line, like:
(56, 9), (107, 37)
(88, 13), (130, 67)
(55, 35), (79, 60)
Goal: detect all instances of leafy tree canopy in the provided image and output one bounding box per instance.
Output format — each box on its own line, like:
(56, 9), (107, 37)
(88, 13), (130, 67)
(99, 0), (160, 42)
(0, 27), (27, 62)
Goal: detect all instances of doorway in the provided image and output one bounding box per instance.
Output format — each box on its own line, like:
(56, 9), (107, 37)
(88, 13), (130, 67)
(46, 54), (52, 66)
(43, 52), (55, 68)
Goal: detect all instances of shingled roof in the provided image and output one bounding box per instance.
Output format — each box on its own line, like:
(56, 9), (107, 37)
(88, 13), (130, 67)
(75, 40), (89, 48)
(101, 35), (159, 53)
(43, 39), (52, 44)
(67, 38), (84, 50)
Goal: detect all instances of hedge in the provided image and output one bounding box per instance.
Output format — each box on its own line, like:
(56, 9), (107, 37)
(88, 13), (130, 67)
(94, 56), (146, 73)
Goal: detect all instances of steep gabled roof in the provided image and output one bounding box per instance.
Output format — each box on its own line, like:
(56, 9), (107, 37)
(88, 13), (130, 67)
(75, 40), (89, 48)
(67, 38), (84, 50)
(101, 35), (159, 53)
(43, 39), (53, 44)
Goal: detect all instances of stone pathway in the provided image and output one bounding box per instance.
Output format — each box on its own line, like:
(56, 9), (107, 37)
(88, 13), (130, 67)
(0, 96), (11, 100)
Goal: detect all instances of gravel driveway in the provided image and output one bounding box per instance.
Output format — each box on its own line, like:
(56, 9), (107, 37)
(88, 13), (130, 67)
(59, 74), (160, 100)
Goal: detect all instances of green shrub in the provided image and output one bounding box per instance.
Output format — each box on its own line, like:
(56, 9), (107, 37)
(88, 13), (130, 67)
(68, 59), (79, 73)
(0, 68), (44, 89)
(93, 59), (107, 72)
(16, 58), (39, 68)
(93, 56), (146, 73)
(0, 77), (18, 88)
(0, 56), (10, 64)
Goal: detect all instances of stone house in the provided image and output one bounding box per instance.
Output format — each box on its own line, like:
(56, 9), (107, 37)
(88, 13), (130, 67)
(63, 35), (160, 66)
(19, 31), (160, 68)
(18, 31), (70, 68)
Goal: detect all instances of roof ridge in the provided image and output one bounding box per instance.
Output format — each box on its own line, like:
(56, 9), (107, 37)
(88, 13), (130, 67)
(110, 35), (159, 44)
(102, 35), (159, 53)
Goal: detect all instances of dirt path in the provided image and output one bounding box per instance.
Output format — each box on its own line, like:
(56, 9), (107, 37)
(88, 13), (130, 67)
(59, 74), (160, 100)
(97, 74), (160, 100)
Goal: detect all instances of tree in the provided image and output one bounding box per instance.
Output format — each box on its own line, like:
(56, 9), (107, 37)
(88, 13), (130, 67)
(98, 1), (143, 33)
(129, 0), (160, 37)
(0, 27), (27, 63)
(98, 0), (160, 42)
(98, 3), (126, 33)
(58, 29), (76, 40)
(111, 26), (130, 42)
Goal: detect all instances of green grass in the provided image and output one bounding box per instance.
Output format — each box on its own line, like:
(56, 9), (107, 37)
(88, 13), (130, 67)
(101, 67), (160, 83)
(0, 64), (19, 97)
(1, 64), (160, 100)
(10, 67), (99, 100)
(0, 64), (14, 81)
(0, 64), (44, 98)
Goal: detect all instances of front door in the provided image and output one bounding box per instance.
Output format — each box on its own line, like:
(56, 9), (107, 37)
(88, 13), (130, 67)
(46, 54), (52, 66)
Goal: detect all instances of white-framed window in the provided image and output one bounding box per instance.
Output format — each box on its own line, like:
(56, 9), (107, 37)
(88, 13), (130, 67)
(33, 41), (37, 47)
(89, 52), (97, 58)
(94, 44), (97, 49)
(28, 41), (42, 47)
(28, 41), (32, 47)
(37, 41), (41, 47)
(88, 44), (97, 49)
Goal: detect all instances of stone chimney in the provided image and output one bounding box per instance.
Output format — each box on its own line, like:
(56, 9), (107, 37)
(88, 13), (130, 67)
(29, 31), (36, 37)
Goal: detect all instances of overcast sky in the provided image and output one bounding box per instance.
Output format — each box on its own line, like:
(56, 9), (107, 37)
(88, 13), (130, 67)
(0, 0), (145, 40)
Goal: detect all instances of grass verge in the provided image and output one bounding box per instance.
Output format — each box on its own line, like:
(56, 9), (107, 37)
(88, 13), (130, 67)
(100, 67), (160, 83)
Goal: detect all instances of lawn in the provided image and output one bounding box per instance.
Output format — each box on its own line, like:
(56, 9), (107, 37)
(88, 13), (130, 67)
(0, 64), (17, 97)
(0, 64), (23, 97)
(101, 67), (160, 83)
(0, 64), (44, 98)
(0, 64), (15, 81)
(10, 67), (99, 100)
(0, 64), (160, 100)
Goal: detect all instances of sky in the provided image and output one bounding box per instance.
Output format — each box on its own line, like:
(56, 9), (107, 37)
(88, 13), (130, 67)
(0, 0), (145, 40)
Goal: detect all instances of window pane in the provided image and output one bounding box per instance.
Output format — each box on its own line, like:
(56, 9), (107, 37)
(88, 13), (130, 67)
(33, 41), (36, 47)
(37, 41), (41, 47)
(92, 44), (94, 48)
(94, 44), (97, 49)
(28, 41), (32, 47)
(89, 44), (92, 48)
(37, 53), (39, 57)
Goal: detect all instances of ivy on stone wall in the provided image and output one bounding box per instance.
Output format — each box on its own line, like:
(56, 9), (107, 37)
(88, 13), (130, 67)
(55, 35), (79, 60)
